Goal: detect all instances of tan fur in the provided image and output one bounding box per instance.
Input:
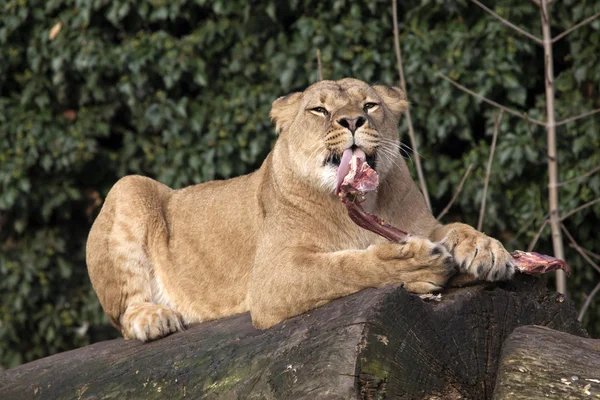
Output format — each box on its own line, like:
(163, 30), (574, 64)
(86, 78), (514, 341)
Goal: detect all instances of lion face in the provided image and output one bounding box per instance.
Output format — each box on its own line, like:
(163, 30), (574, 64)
(270, 78), (408, 194)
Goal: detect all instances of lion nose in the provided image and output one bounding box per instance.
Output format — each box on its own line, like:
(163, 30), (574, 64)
(337, 116), (366, 134)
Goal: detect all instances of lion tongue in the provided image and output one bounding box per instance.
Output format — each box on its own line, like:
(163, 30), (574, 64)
(335, 148), (366, 194)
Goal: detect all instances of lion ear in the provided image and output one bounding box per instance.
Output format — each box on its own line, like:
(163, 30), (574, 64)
(373, 85), (409, 118)
(270, 92), (303, 134)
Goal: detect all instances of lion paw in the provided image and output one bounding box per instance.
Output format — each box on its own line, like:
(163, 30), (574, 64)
(404, 281), (446, 294)
(121, 304), (186, 342)
(372, 236), (452, 264)
(370, 236), (457, 293)
(441, 226), (515, 282)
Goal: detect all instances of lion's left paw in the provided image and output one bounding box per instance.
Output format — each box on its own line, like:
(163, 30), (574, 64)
(441, 226), (514, 282)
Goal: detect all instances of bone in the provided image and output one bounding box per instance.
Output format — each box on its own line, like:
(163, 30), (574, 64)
(337, 156), (571, 277)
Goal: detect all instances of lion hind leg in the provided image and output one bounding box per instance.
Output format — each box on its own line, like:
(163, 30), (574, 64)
(88, 175), (185, 342)
(121, 303), (186, 342)
(111, 247), (184, 341)
(106, 224), (185, 341)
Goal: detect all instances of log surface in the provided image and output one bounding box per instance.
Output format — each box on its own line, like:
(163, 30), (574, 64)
(493, 325), (600, 400)
(0, 275), (587, 400)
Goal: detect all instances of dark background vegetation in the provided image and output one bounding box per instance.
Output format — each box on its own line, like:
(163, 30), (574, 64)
(1, 0), (599, 369)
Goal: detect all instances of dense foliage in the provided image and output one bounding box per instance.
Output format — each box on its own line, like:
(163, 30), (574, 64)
(1, 0), (599, 368)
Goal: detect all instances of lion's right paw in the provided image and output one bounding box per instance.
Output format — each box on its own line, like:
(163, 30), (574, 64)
(370, 237), (457, 292)
(440, 226), (515, 282)
(121, 304), (186, 342)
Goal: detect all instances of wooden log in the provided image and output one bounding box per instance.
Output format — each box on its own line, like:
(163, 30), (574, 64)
(0, 275), (587, 400)
(493, 325), (600, 400)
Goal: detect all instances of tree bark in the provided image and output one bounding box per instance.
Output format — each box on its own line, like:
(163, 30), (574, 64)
(493, 325), (600, 399)
(0, 275), (587, 400)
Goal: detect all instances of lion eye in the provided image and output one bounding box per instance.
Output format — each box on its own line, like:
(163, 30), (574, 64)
(310, 106), (328, 115)
(363, 102), (379, 112)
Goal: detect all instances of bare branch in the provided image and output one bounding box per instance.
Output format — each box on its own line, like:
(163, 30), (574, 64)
(540, 0), (566, 294)
(556, 108), (600, 127)
(478, 111), (503, 231)
(578, 281), (600, 322)
(527, 218), (549, 252)
(438, 73), (546, 126)
(468, 0), (543, 45)
(393, 0), (431, 211)
(557, 165), (600, 187)
(553, 11), (600, 43)
(569, 244), (600, 262)
(531, 198), (600, 251)
(524, 113), (535, 141)
(437, 164), (474, 221)
(560, 197), (600, 222)
(560, 223), (600, 275)
(514, 210), (546, 242)
(316, 49), (323, 81)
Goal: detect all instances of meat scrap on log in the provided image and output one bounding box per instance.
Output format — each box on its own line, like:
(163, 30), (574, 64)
(0, 275), (586, 400)
(493, 325), (600, 400)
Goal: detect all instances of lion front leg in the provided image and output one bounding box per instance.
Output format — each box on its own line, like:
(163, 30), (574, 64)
(432, 222), (515, 283)
(247, 236), (456, 329)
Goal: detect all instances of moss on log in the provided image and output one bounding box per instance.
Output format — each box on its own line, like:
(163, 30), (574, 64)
(0, 275), (587, 400)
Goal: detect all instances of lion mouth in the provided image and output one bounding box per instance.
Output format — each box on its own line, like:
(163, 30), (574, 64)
(332, 146), (377, 194)
(327, 146), (376, 170)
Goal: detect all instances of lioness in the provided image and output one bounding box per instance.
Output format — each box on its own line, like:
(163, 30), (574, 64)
(86, 78), (514, 342)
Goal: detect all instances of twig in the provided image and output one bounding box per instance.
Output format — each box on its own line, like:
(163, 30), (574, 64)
(514, 211), (546, 241)
(437, 164), (474, 221)
(524, 113), (535, 142)
(478, 111), (503, 231)
(540, 0), (567, 294)
(569, 244), (600, 262)
(393, 0), (431, 211)
(438, 73), (546, 126)
(529, 197), (600, 251)
(527, 218), (549, 252)
(556, 108), (600, 127)
(316, 49), (323, 81)
(553, 11), (600, 43)
(578, 281), (600, 322)
(560, 197), (600, 222)
(560, 223), (600, 275)
(557, 165), (600, 187)
(530, 0), (553, 6)
(468, 0), (543, 45)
